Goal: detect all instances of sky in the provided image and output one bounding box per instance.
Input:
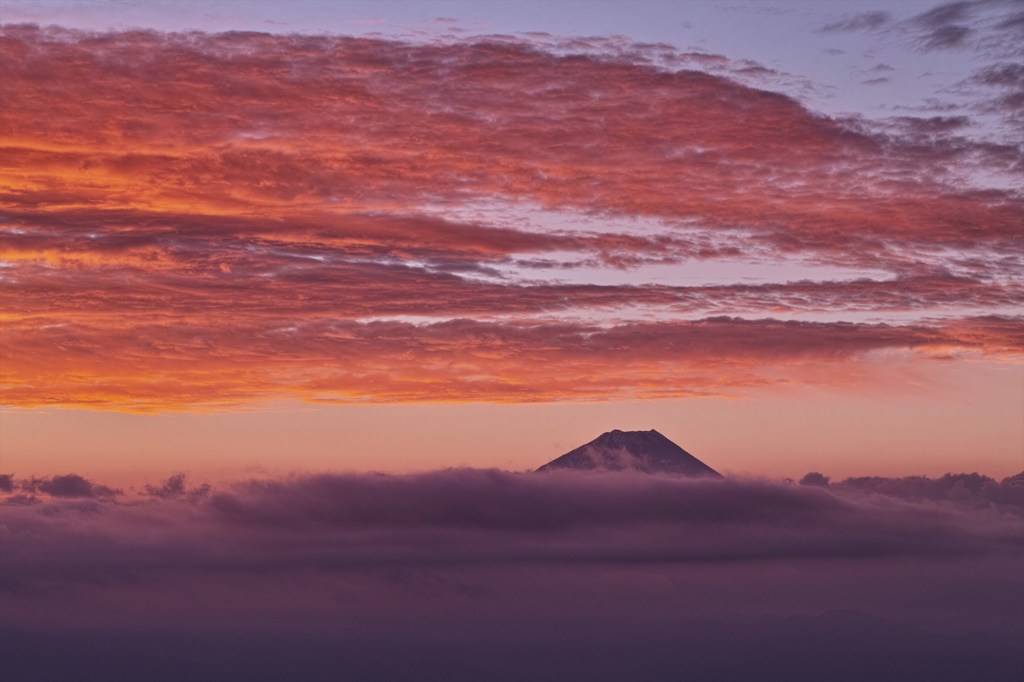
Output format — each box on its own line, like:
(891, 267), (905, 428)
(1, 0), (1022, 483)
(1, 3), (1023, 679)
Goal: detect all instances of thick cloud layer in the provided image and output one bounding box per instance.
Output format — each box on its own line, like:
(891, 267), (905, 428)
(2, 469), (1021, 594)
(1, 25), (1021, 409)
(1, 469), (1021, 680)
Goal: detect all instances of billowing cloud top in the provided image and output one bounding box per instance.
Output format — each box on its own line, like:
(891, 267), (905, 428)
(0, 24), (1021, 409)
(1, 468), (1022, 679)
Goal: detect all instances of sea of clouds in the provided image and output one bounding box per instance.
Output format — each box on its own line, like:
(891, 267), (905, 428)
(1, 468), (1021, 681)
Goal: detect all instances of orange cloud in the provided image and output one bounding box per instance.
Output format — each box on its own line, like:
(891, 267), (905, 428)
(1, 25), (1021, 410)
(3, 315), (1020, 410)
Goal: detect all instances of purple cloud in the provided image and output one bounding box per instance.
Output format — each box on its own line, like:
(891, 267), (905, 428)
(1, 468), (1021, 680)
(19, 473), (119, 499)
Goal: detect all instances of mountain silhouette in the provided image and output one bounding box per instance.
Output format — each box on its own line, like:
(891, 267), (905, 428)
(536, 429), (721, 476)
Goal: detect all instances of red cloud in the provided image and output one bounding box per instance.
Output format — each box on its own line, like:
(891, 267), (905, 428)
(1, 26), (1021, 409)
(3, 315), (1020, 409)
(2, 26), (1019, 250)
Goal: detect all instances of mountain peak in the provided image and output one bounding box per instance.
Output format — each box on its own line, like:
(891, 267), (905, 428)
(536, 429), (721, 477)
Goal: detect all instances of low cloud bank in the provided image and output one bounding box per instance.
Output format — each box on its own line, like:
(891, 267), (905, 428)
(1, 469), (1021, 680)
(834, 471), (1024, 507)
(2, 469), (1021, 576)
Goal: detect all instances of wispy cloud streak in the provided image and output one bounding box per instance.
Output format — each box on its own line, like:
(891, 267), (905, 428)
(2, 315), (1020, 408)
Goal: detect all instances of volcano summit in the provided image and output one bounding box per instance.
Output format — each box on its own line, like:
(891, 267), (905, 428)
(537, 429), (721, 477)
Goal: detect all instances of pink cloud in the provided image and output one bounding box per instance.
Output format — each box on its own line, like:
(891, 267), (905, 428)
(1, 25), (1020, 409)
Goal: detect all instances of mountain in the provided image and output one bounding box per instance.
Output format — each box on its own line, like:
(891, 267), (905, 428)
(536, 429), (721, 477)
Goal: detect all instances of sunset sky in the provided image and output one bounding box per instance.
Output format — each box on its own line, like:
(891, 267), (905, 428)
(1, 0), (1021, 482)
(2, 3), (1023, 680)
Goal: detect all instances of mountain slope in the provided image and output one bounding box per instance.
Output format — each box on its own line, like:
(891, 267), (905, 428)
(536, 429), (721, 476)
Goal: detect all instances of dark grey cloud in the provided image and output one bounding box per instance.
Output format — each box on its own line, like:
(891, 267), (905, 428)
(996, 9), (1024, 32)
(902, 0), (1024, 60)
(1, 494), (39, 506)
(892, 115), (973, 132)
(922, 24), (973, 49)
(915, 1), (975, 28)
(972, 62), (1024, 88)
(19, 473), (119, 499)
(799, 471), (831, 487)
(821, 11), (891, 33)
(836, 471), (1024, 508)
(143, 473), (210, 502)
(966, 62), (1024, 124)
(0, 474), (13, 493)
